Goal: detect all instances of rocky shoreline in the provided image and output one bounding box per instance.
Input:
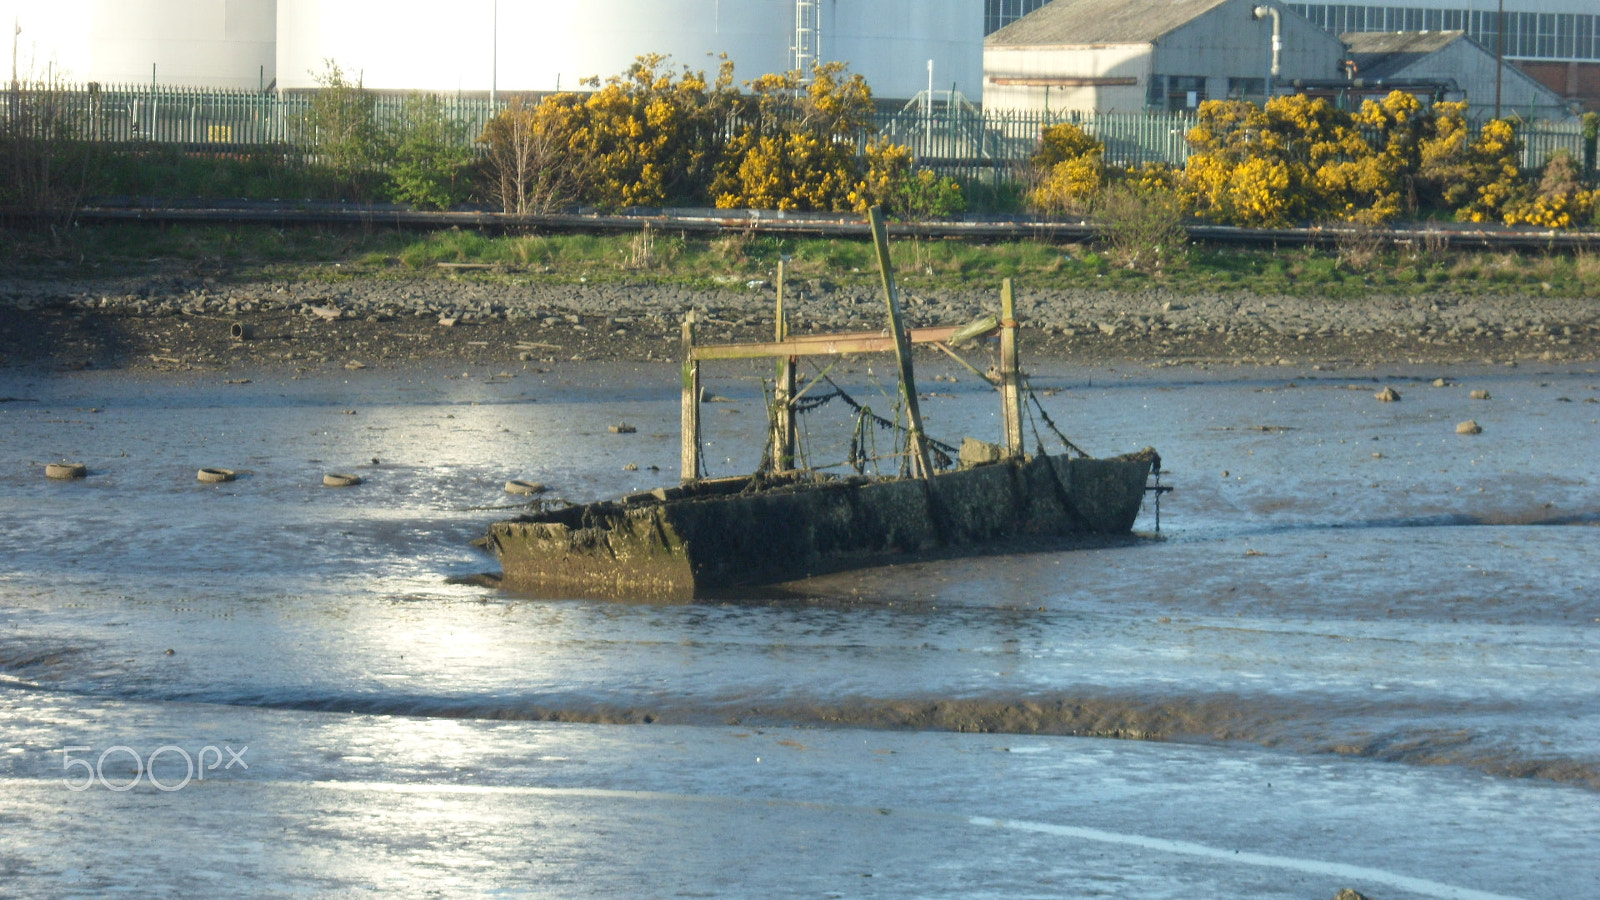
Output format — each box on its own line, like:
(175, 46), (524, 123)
(2, 271), (1596, 373)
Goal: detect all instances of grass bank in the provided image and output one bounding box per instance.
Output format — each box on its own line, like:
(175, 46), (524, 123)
(6, 222), (1600, 299)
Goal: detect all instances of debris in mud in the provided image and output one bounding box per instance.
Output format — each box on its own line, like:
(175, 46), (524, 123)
(609, 424), (637, 434)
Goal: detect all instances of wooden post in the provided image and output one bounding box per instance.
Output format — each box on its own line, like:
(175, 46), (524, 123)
(774, 259), (797, 470)
(1000, 278), (1024, 458)
(868, 207), (933, 479)
(681, 311), (701, 482)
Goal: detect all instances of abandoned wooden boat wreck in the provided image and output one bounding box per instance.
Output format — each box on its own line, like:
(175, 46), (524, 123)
(476, 209), (1165, 600)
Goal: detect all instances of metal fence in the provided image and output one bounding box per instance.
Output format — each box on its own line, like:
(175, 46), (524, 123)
(0, 83), (502, 148)
(2, 81), (1587, 174)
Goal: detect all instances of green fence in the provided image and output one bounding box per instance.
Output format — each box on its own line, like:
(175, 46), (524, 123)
(1, 81), (1587, 174)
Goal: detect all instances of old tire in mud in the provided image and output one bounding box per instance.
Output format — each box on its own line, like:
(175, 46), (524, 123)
(45, 462), (87, 480)
(505, 480), (546, 495)
(197, 467), (237, 483)
(323, 473), (363, 487)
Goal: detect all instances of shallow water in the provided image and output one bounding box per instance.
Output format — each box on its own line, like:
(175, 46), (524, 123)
(2, 358), (1598, 898)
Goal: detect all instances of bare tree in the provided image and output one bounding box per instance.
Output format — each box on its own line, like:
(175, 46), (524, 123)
(479, 96), (583, 216)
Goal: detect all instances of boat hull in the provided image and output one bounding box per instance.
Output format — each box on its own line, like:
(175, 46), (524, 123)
(478, 449), (1158, 600)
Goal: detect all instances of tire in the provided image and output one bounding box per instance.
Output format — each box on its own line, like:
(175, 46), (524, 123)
(45, 462), (87, 480)
(323, 473), (363, 487)
(197, 468), (237, 483)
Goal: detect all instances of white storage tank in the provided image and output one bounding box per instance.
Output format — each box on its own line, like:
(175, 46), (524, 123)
(1, 0), (277, 89)
(275, 0), (982, 101)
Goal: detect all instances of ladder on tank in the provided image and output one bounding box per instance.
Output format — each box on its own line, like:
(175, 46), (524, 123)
(792, 0), (819, 78)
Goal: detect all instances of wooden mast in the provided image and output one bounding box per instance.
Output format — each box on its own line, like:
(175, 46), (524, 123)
(999, 278), (1024, 457)
(774, 259), (797, 470)
(868, 207), (933, 479)
(680, 311), (700, 482)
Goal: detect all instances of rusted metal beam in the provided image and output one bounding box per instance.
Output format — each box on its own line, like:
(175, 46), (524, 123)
(988, 76), (1138, 87)
(690, 324), (987, 361)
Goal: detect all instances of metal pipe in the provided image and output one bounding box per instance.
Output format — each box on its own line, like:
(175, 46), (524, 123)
(1252, 5), (1281, 100)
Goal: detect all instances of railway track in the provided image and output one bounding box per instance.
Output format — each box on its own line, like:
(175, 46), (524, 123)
(63, 202), (1600, 251)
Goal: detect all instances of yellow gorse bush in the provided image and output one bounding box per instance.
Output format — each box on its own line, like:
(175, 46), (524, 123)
(1030, 123), (1104, 214)
(476, 55), (962, 217)
(1175, 92), (1562, 228)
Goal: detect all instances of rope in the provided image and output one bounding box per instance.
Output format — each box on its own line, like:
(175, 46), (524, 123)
(778, 370), (959, 474)
(815, 373), (959, 458)
(1024, 379), (1091, 459)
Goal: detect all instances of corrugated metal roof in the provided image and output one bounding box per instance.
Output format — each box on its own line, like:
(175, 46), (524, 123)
(986, 0), (1236, 46)
(1342, 30), (1467, 80)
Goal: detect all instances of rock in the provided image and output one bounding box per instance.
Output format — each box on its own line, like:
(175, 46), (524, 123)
(1431, 377), (1448, 387)
(959, 437), (1006, 469)
(1332, 891), (1374, 900)
(1375, 387), (1401, 402)
(1456, 419), (1483, 434)
(1470, 389), (1491, 400)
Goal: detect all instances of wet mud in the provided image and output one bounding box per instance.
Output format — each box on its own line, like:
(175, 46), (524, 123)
(4, 343), (1598, 896)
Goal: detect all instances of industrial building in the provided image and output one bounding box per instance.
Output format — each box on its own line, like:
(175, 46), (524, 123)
(5, 0), (983, 102)
(4, 0), (277, 90)
(980, 0), (1600, 112)
(1291, 1), (1600, 111)
(984, 0), (1347, 114)
(1342, 30), (1571, 119)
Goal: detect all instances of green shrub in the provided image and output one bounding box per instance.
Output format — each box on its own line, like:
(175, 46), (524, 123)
(1092, 183), (1187, 272)
(301, 60), (387, 200)
(386, 94), (475, 210)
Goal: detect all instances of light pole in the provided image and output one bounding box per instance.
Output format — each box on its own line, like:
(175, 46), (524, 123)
(1494, 0), (1504, 118)
(1252, 5), (1281, 102)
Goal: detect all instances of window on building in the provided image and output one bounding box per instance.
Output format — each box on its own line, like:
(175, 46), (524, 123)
(1537, 13), (1556, 58)
(984, 0), (1052, 35)
(1228, 77), (1267, 102)
(1295, 4), (1599, 62)
(1151, 75), (1207, 111)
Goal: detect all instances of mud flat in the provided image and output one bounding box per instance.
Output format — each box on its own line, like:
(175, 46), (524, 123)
(3, 348), (1597, 897)
(1, 272), (1596, 373)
